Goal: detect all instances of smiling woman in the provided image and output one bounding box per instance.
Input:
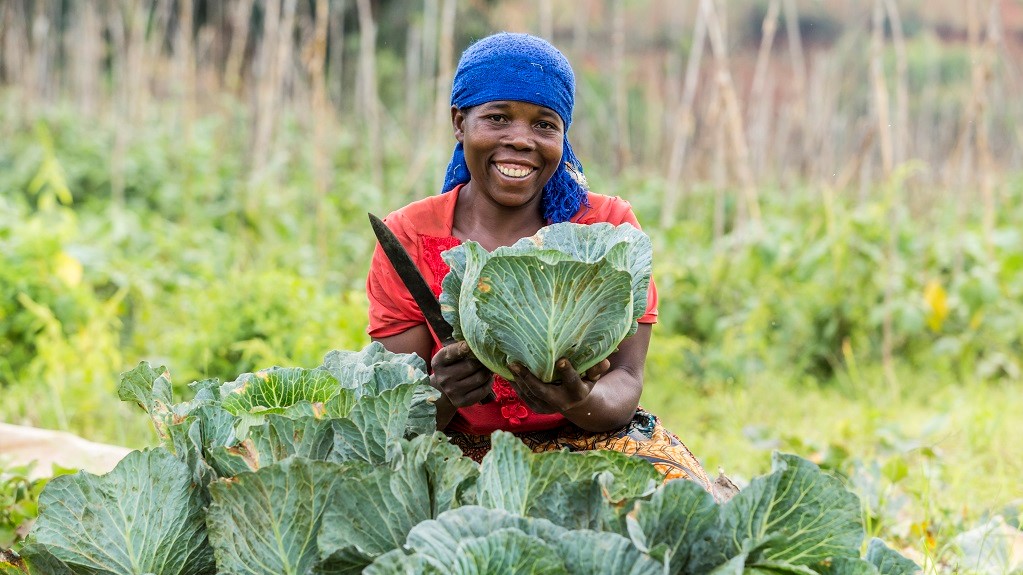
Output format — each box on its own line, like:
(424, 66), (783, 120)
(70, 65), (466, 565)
(453, 100), (565, 217)
(365, 33), (734, 501)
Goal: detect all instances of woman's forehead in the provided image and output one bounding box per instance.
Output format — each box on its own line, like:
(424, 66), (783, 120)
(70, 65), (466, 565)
(473, 100), (562, 119)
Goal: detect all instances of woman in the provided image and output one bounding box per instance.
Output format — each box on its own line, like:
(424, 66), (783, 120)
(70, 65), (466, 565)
(367, 33), (732, 500)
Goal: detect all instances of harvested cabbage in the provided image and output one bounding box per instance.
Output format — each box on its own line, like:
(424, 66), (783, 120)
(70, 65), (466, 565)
(440, 222), (651, 382)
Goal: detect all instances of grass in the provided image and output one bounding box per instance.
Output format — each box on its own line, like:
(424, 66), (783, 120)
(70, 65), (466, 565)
(642, 357), (1023, 566)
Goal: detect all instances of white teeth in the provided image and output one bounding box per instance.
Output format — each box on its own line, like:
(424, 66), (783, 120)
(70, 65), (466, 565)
(496, 164), (534, 178)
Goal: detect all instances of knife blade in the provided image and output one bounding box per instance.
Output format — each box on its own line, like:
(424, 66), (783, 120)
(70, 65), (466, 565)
(369, 213), (456, 345)
(368, 213), (496, 405)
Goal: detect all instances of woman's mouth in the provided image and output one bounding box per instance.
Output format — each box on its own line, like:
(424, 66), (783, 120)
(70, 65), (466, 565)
(495, 163), (536, 178)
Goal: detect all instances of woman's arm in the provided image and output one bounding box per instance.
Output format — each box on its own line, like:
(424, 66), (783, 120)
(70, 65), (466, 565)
(372, 325), (494, 430)
(507, 324), (651, 433)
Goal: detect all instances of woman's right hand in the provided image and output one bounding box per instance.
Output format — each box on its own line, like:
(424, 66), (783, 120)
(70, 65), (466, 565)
(430, 341), (494, 407)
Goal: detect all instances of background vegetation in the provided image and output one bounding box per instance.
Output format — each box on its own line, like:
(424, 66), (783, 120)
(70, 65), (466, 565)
(1, 0), (1022, 571)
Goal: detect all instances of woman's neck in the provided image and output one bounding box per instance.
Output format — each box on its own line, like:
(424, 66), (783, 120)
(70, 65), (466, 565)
(451, 183), (547, 251)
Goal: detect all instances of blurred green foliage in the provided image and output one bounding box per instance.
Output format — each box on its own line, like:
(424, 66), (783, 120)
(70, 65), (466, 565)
(618, 171), (1023, 388)
(0, 461), (75, 550)
(1, 95), (1021, 445)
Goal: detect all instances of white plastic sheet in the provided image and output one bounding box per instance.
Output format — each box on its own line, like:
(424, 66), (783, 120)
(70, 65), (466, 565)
(0, 423), (131, 478)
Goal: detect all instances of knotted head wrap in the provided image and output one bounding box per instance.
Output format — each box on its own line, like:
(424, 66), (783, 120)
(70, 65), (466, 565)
(442, 32), (589, 224)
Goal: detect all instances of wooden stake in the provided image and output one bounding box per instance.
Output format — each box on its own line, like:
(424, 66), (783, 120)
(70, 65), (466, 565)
(611, 0), (631, 174)
(308, 0), (332, 268)
(782, 0), (808, 172)
(538, 0), (553, 40)
(702, 0), (761, 227)
(883, 0), (909, 167)
(870, 0), (893, 177)
(225, 0), (254, 94)
(748, 0), (779, 178)
(661, 2), (706, 228)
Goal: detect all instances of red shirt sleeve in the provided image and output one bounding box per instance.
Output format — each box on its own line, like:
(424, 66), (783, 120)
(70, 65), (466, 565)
(366, 212), (426, 338)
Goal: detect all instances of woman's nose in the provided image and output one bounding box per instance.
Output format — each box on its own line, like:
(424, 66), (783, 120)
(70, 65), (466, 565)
(501, 121), (535, 150)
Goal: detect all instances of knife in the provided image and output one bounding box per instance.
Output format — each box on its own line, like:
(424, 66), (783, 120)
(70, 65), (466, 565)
(368, 213), (495, 404)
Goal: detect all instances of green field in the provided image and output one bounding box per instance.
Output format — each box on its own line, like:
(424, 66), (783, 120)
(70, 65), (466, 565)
(2, 96), (1021, 569)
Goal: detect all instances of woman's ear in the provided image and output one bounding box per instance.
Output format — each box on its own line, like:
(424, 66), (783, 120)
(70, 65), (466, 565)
(451, 106), (465, 143)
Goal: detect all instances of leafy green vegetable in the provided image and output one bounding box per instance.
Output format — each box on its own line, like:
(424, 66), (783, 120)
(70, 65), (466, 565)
(692, 453), (864, 574)
(0, 462), (75, 551)
(446, 528), (567, 574)
(5, 343), (917, 575)
(477, 430), (659, 531)
(27, 448), (215, 575)
(626, 476), (718, 573)
(441, 222), (652, 382)
(220, 367), (341, 415)
(206, 457), (348, 575)
(820, 540), (919, 575)
(367, 507), (666, 575)
(864, 538), (920, 575)
(317, 433), (479, 572)
(0, 546), (73, 575)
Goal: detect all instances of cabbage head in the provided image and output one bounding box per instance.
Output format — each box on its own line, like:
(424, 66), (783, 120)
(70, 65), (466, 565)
(440, 222), (651, 382)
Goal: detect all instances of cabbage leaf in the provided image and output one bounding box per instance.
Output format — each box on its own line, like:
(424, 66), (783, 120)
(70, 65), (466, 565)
(477, 431), (659, 531)
(691, 452), (864, 574)
(206, 457), (350, 575)
(366, 506), (665, 575)
(625, 476), (718, 573)
(440, 222), (652, 382)
(26, 448), (215, 575)
(316, 433), (479, 573)
(15, 343), (918, 575)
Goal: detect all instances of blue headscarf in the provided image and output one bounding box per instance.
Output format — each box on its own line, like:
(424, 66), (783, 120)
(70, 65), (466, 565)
(442, 32), (589, 224)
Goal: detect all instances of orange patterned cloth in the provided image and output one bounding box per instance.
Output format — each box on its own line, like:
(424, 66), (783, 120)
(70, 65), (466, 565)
(446, 408), (733, 501)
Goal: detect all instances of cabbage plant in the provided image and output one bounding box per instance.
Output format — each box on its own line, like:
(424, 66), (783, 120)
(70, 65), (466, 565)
(440, 222), (652, 382)
(1, 342), (919, 575)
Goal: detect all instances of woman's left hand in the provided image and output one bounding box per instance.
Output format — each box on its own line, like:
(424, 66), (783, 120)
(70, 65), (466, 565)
(506, 358), (612, 414)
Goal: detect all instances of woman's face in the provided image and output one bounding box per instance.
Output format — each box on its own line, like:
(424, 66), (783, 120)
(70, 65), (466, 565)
(453, 100), (564, 211)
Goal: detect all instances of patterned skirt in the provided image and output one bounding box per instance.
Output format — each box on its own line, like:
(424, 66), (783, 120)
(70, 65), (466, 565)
(445, 408), (738, 502)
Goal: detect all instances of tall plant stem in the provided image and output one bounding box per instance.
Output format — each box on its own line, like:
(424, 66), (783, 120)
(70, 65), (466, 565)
(430, 0), (456, 195)
(225, 0), (254, 95)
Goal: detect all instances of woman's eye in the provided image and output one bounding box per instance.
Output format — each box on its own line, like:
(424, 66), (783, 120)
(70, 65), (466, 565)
(537, 121), (558, 131)
(487, 114), (506, 122)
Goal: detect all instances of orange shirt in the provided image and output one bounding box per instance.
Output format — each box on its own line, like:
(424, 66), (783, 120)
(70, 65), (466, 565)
(366, 186), (658, 434)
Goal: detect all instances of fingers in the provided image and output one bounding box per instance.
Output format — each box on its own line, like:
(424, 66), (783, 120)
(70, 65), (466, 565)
(555, 358), (582, 386)
(431, 366), (491, 394)
(437, 356), (487, 382)
(505, 374), (558, 414)
(432, 372), (494, 408)
(458, 382), (496, 407)
(507, 362), (539, 384)
(432, 340), (474, 367)
(555, 358), (594, 406)
(584, 359), (611, 382)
